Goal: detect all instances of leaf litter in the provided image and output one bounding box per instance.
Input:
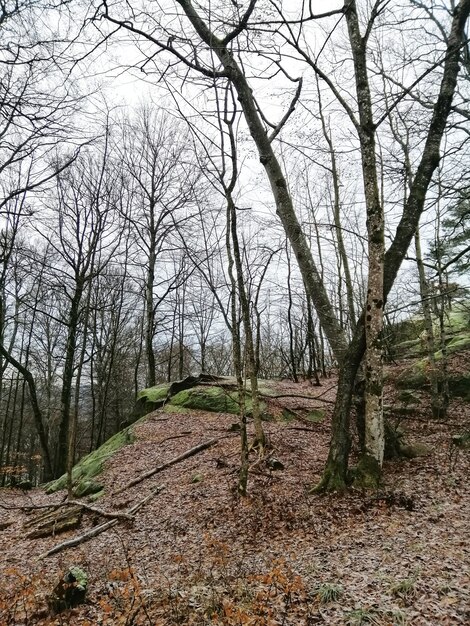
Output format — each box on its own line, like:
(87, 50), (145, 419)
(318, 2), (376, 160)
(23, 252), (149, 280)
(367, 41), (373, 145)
(0, 369), (469, 625)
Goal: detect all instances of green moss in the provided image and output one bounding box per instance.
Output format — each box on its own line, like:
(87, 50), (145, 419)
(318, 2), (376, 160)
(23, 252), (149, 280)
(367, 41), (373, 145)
(45, 422), (139, 496)
(137, 384), (171, 404)
(169, 385), (267, 416)
(445, 333), (470, 354)
(306, 409), (325, 422)
(353, 454), (381, 489)
(163, 403), (191, 414)
(72, 480), (103, 498)
(170, 386), (240, 413)
(281, 409), (296, 422)
(396, 360), (427, 389)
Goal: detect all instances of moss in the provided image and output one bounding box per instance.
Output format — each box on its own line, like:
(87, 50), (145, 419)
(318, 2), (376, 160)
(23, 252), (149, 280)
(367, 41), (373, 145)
(137, 384), (171, 404)
(169, 385), (267, 416)
(170, 386), (240, 413)
(306, 409), (325, 422)
(396, 359), (428, 389)
(45, 422), (139, 496)
(311, 466), (348, 493)
(133, 383), (171, 417)
(446, 333), (470, 354)
(353, 454), (381, 489)
(72, 480), (103, 498)
(163, 404), (191, 414)
(281, 409), (296, 422)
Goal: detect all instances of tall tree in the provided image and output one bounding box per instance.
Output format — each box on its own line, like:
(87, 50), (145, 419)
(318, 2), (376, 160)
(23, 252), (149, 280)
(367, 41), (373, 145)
(98, 0), (470, 490)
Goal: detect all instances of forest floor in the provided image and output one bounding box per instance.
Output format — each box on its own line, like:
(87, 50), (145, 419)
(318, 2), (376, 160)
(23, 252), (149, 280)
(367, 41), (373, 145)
(0, 356), (469, 625)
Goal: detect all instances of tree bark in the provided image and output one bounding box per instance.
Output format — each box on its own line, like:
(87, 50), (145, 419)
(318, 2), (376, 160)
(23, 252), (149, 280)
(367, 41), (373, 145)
(345, 0), (385, 488)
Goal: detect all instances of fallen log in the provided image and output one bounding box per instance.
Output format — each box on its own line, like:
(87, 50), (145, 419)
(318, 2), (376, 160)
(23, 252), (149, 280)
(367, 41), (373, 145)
(112, 438), (218, 495)
(24, 505), (83, 539)
(38, 484), (166, 559)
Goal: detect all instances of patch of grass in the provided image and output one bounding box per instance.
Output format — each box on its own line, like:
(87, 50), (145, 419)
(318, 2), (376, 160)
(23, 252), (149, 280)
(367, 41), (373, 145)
(316, 583), (343, 604)
(390, 577), (417, 602)
(346, 607), (407, 625)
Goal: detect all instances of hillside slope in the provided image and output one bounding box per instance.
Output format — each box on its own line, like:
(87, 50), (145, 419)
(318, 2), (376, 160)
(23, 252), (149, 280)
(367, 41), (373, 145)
(0, 365), (469, 625)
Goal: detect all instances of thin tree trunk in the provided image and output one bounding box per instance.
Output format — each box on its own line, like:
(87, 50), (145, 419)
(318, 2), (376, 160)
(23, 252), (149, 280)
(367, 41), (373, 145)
(345, 0), (385, 488)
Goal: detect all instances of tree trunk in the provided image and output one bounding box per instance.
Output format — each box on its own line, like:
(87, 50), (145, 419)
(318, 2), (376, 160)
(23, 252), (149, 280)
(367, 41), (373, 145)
(56, 286), (83, 478)
(344, 0), (385, 488)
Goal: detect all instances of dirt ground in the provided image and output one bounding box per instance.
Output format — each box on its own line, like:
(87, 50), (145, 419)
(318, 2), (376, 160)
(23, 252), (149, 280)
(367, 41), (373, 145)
(0, 369), (469, 625)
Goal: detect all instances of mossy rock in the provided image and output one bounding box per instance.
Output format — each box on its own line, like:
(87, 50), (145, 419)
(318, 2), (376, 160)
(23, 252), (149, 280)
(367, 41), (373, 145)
(400, 442), (432, 458)
(134, 383), (171, 417)
(448, 373), (470, 400)
(137, 383), (171, 404)
(397, 390), (420, 404)
(163, 403), (192, 414)
(72, 479), (103, 498)
(49, 567), (88, 613)
(392, 338), (424, 358)
(45, 423), (138, 496)
(396, 360), (428, 389)
(445, 333), (470, 354)
(170, 386), (240, 413)
(169, 385), (267, 416)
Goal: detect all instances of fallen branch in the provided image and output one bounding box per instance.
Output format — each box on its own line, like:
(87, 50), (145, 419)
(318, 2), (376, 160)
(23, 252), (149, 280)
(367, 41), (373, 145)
(66, 501), (133, 520)
(38, 484), (166, 559)
(2, 499), (132, 521)
(112, 438), (218, 495)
